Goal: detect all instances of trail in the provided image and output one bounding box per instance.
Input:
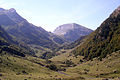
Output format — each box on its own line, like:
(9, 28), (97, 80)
(57, 71), (69, 76)
(57, 71), (100, 79)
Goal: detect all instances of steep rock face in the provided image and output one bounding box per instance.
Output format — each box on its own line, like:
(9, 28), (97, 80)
(53, 23), (93, 42)
(0, 8), (65, 50)
(110, 6), (120, 18)
(4, 8), (27, 23)
(73, 6), (120, 60)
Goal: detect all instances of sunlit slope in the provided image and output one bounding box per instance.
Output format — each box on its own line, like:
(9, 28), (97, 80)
(0, 53), (72, 80)
(65, 50), (120, 80)
(73, 6), (120, 60)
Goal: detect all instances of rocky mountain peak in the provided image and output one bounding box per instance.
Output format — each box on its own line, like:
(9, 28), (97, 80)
(117, 6), (120, 10)
(110, 6), (120, 18)
(54, 23), (93, 42)
(0, 8), (27, 23)
(8, 8), (16, 12)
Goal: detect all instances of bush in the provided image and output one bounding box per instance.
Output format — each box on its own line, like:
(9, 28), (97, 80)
(64, 60), (75, 67)
(46, 64), (58, 71)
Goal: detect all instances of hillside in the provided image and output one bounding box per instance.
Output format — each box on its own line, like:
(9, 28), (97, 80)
(0, 26), (78, 80)
(65, 50), (120, 80)
(53, 23), (93, 42)
(0, 26), (15, 44)
(0, 6), (120, 80)
(1, 30), (120, 80)
(72, 6), (120, 60)
(0, 8), (65, 51)
(0, 26), (32, 57)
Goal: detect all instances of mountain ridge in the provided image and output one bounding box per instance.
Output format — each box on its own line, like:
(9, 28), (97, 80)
(0, 8), (66, 52)
(72, 6), (120, 60)
(53, 23), (93, 42)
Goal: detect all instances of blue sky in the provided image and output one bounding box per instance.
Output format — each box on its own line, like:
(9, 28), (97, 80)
(0, 0), (120, 32)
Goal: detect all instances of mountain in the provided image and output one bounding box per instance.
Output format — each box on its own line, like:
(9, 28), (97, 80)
(0, 26), (70, 80)
(53, 23), (93, 42)
(72, 6), (120, 60)
(0, 6), (120, 80)
(0, 26), (30, 57)
(0, 8), (65, 51)
(62, 36), (86, 49)
(0, 25), (15, 44)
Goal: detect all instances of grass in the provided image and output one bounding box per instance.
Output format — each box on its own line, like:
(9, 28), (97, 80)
(0, 52), (70, 80)
(0, 50), (120, 80)
(65, 50), (120, 79)
(29, 44), (52, 57)
(50, 50), (120, 80)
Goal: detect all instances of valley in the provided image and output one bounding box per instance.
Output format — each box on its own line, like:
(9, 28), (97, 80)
(0, 4), (120, 80)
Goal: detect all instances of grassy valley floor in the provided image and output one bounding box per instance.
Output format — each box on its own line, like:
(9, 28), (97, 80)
(0, 50), (120, 80)
(50, 50), (120, 80)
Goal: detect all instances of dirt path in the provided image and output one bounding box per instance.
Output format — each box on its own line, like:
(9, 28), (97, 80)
(57, 71), (69, 76)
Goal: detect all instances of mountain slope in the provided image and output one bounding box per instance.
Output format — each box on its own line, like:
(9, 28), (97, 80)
(73, 6), (120, 60)
(0, 26), (29, 57)
(65, 50), (120, 80)
(53, 23), (93, 42)
(0, 26), (15, 44)
(0, 8), (65, 51)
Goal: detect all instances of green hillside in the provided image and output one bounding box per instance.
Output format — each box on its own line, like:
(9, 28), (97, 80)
(73, 6), (120, 60)
(0, 54), (70, 80)
(65, 50), (120, 80)
(0, 25), (35, 57)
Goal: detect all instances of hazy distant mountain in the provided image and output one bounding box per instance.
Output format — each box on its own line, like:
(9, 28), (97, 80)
(0, 8), (65, 50)
(73, 6), (120, 60)
(53, 23), (93, 42)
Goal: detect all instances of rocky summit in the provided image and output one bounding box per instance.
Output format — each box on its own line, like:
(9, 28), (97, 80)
(54, 23), (93, 42)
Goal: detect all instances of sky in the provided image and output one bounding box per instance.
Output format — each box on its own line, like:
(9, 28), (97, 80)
(0, 0), (120, 32)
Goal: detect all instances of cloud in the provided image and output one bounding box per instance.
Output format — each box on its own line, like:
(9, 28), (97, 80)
(0, 0), (18, 9)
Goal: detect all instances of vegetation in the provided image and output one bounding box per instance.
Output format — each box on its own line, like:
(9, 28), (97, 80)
(46, 64), (58, 71)
(0, 53), (70, 80)
(0, 26), (35, 57)
(51, 49), (120, 80)
(66, 50), (120, 80)
(40, 51), (56, 59)
(0, 8), (67, 58)
(73, 8), (120, 60)
(0, 6), (120, 80)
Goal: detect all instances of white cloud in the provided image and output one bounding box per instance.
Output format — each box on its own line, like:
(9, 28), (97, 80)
(0, 0), (18, 9)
